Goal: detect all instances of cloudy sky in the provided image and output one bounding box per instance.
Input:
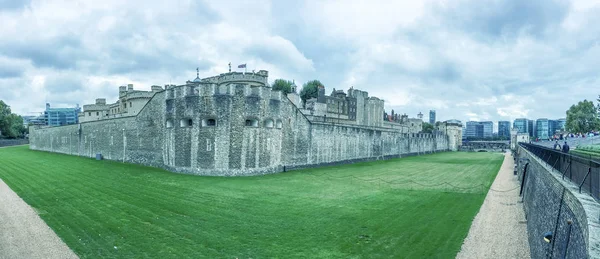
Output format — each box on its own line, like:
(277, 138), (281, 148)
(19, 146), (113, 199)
(1, 0), (599, 129)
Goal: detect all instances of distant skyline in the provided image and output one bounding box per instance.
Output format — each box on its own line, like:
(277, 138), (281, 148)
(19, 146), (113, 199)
(1, 0), (599, 124)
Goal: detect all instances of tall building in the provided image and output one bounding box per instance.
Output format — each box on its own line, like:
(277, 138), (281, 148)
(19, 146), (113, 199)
(429, 110), (436, 125)
(513, 118), (528, 134)
(528, 119), (534, 137)
(481, 121), (493, 138)
(465, 121), (493, 138)
(44, 103), (81, 126)
(548, 120), (558, 137)
(556, 118), (566, 132)
(498, 121), (511, 137)
(536, 119), (549, 139)
(465, 121), (479, 138)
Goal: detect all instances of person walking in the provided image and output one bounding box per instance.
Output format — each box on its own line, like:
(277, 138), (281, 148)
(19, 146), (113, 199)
(562, 142), (570, 153)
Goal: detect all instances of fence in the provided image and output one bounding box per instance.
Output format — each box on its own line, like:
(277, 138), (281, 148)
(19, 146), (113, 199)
(0, 139), (29, 147)
(520, 142), (600, 201)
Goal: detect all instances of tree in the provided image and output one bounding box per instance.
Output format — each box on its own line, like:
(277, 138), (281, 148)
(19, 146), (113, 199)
(300, 80), (323, 104)
(271, 79), (294, 94)
(566, 99), (600, 133)
(0, 100), (26, 138)
(422, 122), (434, 133)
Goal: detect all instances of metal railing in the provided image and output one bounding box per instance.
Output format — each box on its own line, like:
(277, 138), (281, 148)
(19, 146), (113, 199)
(520, 142), (600, 201)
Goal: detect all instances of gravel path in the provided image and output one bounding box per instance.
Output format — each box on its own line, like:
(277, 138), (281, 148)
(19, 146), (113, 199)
(456, 152), (530, 259)
(0, 179), (78, 259)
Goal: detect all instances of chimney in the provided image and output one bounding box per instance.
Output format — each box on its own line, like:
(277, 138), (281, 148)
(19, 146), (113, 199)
(127, 84), (134, 91)
(151, 85), (163, 92)
(119, 86), (126, 92)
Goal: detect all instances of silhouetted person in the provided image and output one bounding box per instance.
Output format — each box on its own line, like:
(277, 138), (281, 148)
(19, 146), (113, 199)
(562, 142), (570, 153)
(553, 141), (561, 151)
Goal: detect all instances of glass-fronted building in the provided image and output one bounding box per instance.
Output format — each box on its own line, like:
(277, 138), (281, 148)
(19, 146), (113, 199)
(536, 119), (549, 139)
(429, 110), (436, 125)
(44, 103), (81, 126)
(556, 118), (566, 132)
(498, 121), (510, 137)
(513, 118), (528, 134)
(465, 121), (493, 138)
(528, 119), (535, 137)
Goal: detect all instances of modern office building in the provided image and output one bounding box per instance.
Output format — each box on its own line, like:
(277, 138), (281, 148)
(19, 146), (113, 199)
(44, 103), (81, 126)
(556, 118), (566, 132)
(513, 118), (529, 134)
(429, 110), (436, 125)
(528, 119), (535, 137)
(498, 121), (511, 137)
(465, 121), (493, 138)
(536, 119), (550, 139)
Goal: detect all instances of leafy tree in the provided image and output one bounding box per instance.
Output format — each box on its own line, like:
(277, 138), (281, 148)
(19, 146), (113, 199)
(300, 80), (323, 104)
(422, 122), (434, 133)
(566, 99), (600, 133)
(0, 100), (26, 138)
(271, 79), (294, 94)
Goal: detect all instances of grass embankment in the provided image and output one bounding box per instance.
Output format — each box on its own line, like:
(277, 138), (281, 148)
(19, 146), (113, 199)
(573, 144), (600, 161)
(0, 146), (503, 258)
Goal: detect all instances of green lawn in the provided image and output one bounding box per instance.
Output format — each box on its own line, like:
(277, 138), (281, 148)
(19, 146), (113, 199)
(0, 146), (503, 258)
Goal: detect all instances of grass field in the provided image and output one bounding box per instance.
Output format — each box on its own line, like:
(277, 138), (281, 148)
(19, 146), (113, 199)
(0, 146), (503, 258)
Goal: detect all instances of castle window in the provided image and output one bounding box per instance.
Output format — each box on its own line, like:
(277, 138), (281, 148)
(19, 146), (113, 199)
(88, 112), (91, 116)
(264, 119), (274, 128)
(245, 119), (258, 127)
(180, 119), (192, 127)
(130, 102), (132, 108)
(276, 120), (282, 129)
(166, 120), (173, 128)
(202, 119), (216, 127)
(96, 112), (99, 116)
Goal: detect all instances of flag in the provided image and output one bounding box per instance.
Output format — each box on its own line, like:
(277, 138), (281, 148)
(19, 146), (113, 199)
(238, 64), (246, 68)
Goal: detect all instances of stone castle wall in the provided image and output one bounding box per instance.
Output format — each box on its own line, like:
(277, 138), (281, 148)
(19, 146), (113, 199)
(516, 146), (600, 258)
(30, 82), (453, 176)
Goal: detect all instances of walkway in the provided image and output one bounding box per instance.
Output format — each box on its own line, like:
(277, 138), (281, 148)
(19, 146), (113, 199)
(0, 179), (78, 259)
(456, 152), (530, 258)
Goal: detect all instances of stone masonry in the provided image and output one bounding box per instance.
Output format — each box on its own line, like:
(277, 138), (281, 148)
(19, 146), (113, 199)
(30, 70), (462, 176)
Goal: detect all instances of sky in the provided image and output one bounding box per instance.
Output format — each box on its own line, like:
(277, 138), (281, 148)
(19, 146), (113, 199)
(1, 0), (600, 130)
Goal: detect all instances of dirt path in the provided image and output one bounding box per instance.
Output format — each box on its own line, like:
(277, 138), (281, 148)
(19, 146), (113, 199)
(456, 152), (530, 259)
(0, 179), (78, 259)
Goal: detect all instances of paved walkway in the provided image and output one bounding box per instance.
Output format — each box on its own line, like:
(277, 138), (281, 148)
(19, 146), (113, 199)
(0, 179), (78, 259)
(456, 152), (530, 259)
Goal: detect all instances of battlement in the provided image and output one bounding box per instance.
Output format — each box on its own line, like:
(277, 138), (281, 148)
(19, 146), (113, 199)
(82, 104), (108, 111)
(126, 91), (155, 100)
(195, 71), (269, 86)
(166, 82), (282, 101)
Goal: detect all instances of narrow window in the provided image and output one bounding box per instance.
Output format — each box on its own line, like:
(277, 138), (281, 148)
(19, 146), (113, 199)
(264, 119), (274, 128)
(206, 139), (212, 151)
(130, 102), (132, 108)
(203, 119), (216, 127)
(187, 119), (193, 127)
(96, 112), (99, 116)
(166, 120), (173, 128)
(276, 120), (282, 129)
(245, 119), (258, 127)
(88, 112), (91, 116)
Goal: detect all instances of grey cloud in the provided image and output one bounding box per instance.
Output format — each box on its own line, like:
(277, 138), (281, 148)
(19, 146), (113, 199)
(1, 35), (85, 69)
(435, 0), (570, 40)
(44, 74), (85, 93)
(0, 0), (30, 10)
(0, 64), (24, 78)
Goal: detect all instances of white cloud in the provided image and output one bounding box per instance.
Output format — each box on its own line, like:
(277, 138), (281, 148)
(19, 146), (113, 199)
(0, 0), (599, 129)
